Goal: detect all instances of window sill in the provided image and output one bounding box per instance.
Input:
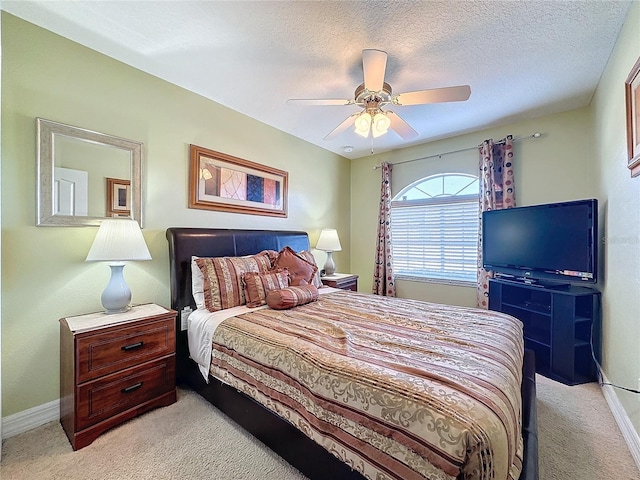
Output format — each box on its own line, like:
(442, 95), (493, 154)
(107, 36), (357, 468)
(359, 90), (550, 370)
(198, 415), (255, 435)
(395, 275), (476, 288)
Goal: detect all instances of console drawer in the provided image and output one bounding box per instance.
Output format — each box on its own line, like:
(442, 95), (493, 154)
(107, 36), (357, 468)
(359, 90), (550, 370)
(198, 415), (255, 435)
(76, 316), (175, 383)
(76, 356), (175, 431)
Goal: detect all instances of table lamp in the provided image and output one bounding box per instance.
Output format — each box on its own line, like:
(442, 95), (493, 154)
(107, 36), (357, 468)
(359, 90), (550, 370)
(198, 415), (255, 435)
(86, 218), (151, 313)
(316, 228), (342, 276)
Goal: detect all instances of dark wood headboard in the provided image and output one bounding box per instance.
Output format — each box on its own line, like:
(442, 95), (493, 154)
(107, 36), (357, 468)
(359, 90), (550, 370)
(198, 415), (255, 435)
(165, 228), (310, 383)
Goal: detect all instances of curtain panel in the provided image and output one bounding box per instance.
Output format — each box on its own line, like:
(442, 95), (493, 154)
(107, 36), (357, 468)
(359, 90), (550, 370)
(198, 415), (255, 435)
(477, 136), (516, 308)
(372, 162), (396, 296)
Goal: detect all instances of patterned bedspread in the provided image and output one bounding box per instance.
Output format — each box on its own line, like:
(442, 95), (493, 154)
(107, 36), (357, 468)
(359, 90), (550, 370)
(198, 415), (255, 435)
(210, 291), (524, 480)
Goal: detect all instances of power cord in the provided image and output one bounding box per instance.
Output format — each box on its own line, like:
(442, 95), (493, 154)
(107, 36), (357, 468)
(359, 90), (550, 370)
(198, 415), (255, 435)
(590, 294), (640, 395)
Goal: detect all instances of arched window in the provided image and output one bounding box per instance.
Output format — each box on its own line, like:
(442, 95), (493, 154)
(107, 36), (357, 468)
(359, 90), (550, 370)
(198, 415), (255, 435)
(390, 173), (479, 284)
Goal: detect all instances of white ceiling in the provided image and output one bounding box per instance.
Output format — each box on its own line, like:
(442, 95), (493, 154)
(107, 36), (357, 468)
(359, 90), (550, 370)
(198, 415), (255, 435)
(2, 1), (633, 159)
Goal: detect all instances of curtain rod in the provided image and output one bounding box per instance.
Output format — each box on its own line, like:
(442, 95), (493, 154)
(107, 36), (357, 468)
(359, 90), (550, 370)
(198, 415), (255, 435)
(372, 132), (542, 170)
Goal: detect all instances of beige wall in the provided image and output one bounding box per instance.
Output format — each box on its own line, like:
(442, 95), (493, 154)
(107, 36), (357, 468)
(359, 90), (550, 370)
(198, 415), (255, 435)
(592, 0), (640, 434)
(0, 13), (350, 416)
(350, 107), (596, 304)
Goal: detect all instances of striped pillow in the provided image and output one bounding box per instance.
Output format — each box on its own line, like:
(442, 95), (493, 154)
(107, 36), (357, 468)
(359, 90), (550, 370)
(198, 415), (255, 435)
(243, 270), (290, 308)
(266, 285), (319, 310)
(295, 250), (324, 288)
(195, 251), (273, 312)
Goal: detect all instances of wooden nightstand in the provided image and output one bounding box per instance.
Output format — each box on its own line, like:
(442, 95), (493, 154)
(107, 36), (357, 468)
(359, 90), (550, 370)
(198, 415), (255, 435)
(321, 273), (358, 291)
(60, 303), (177, 450)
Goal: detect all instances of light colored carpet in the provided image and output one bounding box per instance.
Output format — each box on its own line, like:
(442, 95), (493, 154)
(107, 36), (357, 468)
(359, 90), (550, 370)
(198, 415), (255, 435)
(0, 389), (307, 480)
(536, 375), (639, 480)
(1, 377), (639, 480)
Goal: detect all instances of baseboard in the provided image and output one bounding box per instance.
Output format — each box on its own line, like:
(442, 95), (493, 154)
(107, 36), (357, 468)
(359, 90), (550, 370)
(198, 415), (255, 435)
(600, 372), (640, 471)
(1, 398), (59, 440)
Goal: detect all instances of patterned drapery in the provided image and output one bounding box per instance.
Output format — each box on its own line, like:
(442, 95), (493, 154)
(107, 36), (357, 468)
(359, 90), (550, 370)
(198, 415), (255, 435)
(477, 136), (516, 308)
(373, 162), (396, 296)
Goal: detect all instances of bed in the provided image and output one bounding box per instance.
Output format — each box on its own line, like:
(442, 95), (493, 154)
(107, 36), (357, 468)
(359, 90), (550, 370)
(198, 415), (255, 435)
(166, 228), (538, 480)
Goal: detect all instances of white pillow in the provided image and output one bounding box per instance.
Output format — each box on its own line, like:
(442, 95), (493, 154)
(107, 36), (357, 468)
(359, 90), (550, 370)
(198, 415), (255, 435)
(191, 256), (205, 309)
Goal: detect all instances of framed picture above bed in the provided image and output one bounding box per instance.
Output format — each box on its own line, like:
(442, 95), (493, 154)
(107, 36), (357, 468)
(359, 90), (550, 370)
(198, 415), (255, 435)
(626, 57), (640, 177)
(189, 144), (288, 217)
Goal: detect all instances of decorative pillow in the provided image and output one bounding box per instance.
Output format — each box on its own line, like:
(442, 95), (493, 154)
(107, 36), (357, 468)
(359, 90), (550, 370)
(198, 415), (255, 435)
(243, 270), (290, 308)
(264, 249), (279, 268)
(273, 246), (318, 286)
(195, 251), (273, 312)
(266, 285), (319, 310)
(296, 250), (324, 288)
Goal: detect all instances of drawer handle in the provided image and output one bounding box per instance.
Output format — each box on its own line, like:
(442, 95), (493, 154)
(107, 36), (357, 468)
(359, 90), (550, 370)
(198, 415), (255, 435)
(121, 382), (143, 394)
(121, 341), (144, 351)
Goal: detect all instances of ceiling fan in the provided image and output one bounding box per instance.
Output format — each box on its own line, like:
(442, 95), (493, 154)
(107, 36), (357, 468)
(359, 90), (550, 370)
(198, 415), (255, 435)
(287, 49), (471, 141)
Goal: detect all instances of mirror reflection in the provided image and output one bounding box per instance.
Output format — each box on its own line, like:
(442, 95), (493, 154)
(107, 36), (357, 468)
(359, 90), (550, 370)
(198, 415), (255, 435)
(54, 136), (131, 217)
(37, 118), (142, 226)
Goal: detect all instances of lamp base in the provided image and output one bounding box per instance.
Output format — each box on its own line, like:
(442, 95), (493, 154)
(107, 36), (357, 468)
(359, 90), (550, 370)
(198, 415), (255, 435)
(104, 305), (131, 314)
(323, 251), (336, 276)
(102, 263), (132, 314)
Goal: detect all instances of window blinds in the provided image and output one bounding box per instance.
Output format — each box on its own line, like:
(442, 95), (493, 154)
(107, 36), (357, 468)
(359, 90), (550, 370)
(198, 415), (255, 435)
(390, 197), (479, 283)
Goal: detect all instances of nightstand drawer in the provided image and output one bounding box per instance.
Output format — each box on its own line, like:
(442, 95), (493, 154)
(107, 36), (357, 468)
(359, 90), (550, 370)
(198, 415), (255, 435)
(76, 356), (175, 431)
(76, 316), (175, 383)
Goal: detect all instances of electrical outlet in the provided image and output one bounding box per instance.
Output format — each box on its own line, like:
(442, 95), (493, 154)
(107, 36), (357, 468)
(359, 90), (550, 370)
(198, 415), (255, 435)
(180, 306), (193, 331)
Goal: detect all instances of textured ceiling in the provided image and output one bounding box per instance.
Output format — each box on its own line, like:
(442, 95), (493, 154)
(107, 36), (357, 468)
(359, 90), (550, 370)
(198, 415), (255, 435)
(2, 1), (633, 158)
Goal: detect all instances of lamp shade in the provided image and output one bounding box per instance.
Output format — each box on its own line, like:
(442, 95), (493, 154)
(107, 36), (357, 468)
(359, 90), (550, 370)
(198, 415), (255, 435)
(86, 218), (151, 262)
(316, 228), (342, 252)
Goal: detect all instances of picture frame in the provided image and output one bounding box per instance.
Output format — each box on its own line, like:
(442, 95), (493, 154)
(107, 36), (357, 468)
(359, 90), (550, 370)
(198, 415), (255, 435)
(106, 177), (131, 217)
(189, 144), (288, 217)
(625, 57), (640, 177)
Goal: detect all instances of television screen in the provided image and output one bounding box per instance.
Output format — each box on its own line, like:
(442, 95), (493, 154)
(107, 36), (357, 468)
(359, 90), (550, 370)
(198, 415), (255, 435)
(482, 199), (598, 285)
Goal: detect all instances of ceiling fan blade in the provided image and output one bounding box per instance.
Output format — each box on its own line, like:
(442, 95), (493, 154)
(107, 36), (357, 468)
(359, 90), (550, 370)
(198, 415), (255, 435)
(386, 111), (419, 140)
(323, 113), (359, 140)
(287, 98), (353, 106)
(394, 85), (471, 105)
(362, 49), (387, 92)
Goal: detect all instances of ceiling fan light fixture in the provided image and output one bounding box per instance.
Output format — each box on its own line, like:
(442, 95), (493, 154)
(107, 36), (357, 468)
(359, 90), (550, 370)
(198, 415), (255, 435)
(354, 112), (372, 137)
(372, 111), (391, 137)
(288, 50), (471, 143)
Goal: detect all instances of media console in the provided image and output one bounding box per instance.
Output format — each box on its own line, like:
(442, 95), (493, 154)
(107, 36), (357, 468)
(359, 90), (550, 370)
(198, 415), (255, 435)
(489, 278), (600, 385)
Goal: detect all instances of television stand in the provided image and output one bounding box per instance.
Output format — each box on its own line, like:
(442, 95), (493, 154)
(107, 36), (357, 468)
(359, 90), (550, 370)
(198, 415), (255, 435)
(489, 278), (600, 385)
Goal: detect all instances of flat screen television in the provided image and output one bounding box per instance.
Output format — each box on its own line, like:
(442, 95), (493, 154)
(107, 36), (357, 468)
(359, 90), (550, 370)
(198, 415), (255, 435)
(482, 199), (598, 286)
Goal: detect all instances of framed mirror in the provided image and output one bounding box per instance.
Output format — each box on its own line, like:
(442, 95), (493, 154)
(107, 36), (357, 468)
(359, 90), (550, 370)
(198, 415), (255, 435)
(37, 118), (142, 226)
